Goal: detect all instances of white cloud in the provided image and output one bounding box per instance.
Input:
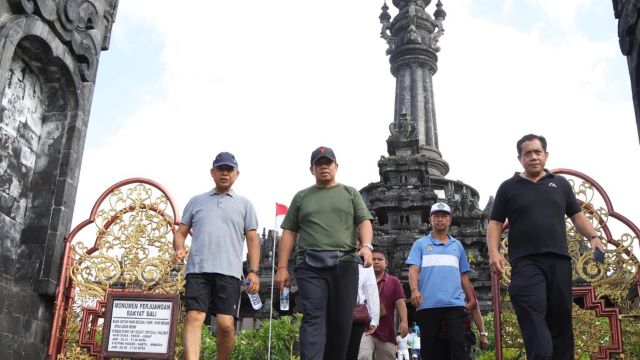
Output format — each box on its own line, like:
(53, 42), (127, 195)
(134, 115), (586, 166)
(501, 0), (514, 14)
(74, 1), (640, 245)
(525, 0), (593, 30)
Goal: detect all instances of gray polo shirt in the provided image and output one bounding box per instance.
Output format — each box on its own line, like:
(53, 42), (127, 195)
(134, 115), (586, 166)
(182, 189), (258, 279)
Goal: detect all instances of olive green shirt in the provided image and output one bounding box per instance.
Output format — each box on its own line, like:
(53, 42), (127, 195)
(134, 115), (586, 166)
(281, 183), (373, 253)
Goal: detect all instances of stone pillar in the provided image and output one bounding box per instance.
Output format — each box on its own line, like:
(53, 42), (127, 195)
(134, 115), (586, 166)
(363, 1), (492, 317)
(0, 1), (118, 358)
(381, 0), (447, 174)
(612, 0), (640, 143)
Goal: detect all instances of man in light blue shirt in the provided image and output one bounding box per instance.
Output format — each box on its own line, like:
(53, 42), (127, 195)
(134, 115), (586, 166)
(406, 202), (476, 360)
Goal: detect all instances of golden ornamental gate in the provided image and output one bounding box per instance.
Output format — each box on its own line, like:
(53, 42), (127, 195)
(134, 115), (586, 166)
(47, 178), (186, 359)
(491, 169), (640, 359)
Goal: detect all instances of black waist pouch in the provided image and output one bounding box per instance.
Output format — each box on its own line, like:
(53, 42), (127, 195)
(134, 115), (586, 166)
(304, 250), (344, 270)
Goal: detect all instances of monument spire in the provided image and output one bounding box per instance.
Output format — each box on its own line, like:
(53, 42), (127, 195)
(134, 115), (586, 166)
(380, 0), (448, 176)
(362, 2), (488, 302)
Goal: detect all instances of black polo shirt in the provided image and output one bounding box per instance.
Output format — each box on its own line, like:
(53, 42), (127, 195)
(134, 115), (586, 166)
(490, 170), (582, 262)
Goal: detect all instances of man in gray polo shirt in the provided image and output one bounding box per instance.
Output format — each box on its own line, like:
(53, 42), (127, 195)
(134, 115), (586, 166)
(173, 151), (260, 360)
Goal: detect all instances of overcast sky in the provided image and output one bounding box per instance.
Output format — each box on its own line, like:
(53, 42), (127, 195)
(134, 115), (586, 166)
(73, 0), (639, 246)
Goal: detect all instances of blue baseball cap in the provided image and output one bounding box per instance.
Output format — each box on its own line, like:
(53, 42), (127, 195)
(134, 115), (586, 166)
(212, 152), (238, 168)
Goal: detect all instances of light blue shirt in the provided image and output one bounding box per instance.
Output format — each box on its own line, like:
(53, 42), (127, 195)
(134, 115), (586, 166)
(182, 189), (258, 279)
(406, 234), (470, 310)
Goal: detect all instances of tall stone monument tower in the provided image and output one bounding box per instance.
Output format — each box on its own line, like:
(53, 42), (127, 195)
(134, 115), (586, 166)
(612, 0), (640, 143)
(361, 0), (491, 308)
(0, 1), (118, 358)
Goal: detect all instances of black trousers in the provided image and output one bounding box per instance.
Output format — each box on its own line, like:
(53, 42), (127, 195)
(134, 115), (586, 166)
(345, 321), (366, 360)
(509, 253), (573, 360)
(435, 331), (475, 360)
(417, 306), (469, 360)
(295, 261), (358, 360)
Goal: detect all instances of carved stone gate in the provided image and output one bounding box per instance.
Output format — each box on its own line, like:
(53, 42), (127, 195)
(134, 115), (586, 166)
(47, 178), (186, 359)
(492, 169), (640, 359)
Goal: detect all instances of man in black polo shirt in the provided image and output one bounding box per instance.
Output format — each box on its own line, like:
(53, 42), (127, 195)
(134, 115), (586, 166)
(487, 134), (605, 360)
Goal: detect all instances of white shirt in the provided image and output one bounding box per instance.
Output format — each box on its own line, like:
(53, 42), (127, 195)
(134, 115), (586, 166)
(396, 335), (410, 352)
(357, 264), (380, 327)
(407, 332), (417, 348)
(413, 336), (421, 350)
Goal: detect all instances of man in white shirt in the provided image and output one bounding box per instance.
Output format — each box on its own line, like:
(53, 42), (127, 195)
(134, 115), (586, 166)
(406, 327), (416, 354)
(412, 334), (421, 359)
(396, 333), (410, 360)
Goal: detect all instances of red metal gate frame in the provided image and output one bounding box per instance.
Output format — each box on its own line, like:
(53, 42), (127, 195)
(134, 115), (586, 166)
(47, 178), (181, 359)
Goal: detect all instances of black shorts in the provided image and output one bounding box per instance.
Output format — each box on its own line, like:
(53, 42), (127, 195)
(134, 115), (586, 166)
(185, 273), (241, 317)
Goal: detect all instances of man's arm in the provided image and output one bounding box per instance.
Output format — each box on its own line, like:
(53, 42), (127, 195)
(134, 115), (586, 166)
(471, 307), (488, 350)
(395, 296), (409, 337)
(471, 307), (485, 332)
(173, 224), (190, 261)
(245, 229), (260, 294)
(570, 211), (606, 253)
(275, 229), (296, 290)
(461, 273), (477, 311)
(487, 220), (507, 276)
(363, 268), (380, 334)
(408, 264), (423, 308)
(357, 220), (374, 267)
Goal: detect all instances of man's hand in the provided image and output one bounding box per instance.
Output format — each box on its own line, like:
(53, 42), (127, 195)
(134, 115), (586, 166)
(465, 296), (477, 312)
(591, 236), (606, 253)
(486, 220), (506, 277)
(173, 247), (187, 263)
(410, 289), (423, 308)
(358, 246), (373, 267)
(172, 224), (190, 263)
(275, 268), (290, 291)
(398, 321), (409, 337)
(479, 333), (488, 350)
(488, 251), (506, 277)
(245, 272), (260, 294)
(364, 324), (377, 335)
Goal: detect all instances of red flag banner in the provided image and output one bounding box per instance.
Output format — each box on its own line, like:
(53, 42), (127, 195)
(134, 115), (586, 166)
(276, 203), (288, 216)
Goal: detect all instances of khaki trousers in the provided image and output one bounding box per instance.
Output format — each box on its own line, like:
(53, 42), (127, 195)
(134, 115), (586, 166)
(358, 334), (396, 360)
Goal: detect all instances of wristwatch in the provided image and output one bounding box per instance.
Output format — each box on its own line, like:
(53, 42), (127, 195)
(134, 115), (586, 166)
(362, 243), (374, 250)
(479, 332), (488, 337)
(248, 267), (260, 276)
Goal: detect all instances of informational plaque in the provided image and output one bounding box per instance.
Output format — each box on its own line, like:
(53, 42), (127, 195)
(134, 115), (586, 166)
(102, 291), (179, 359)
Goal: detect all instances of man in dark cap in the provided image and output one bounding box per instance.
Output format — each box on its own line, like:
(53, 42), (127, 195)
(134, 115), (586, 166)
(174, 151), (260, 360)
(275, 146), (374, 360)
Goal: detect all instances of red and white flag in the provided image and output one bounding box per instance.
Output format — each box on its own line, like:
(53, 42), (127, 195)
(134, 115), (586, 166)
(275, 202), (288, 216)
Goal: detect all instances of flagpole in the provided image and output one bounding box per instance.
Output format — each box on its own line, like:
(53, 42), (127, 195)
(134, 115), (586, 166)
(267, 207), (279, 360)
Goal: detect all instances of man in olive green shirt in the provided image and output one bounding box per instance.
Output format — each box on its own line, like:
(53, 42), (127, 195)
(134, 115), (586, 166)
(275, 146), (374, 360)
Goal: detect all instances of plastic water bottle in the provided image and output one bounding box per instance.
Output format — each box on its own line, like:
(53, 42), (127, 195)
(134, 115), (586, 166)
(245, 280), (263, 310)
(280, 287), (290, 311)
(169, 266), (179, 279)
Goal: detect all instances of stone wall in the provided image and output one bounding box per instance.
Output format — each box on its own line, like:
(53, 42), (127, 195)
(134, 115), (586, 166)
(0, 0), (118, 358)
(1, 55), (44, 274)
(0, 55), (49, 359)
(613, 0), (640, 142)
